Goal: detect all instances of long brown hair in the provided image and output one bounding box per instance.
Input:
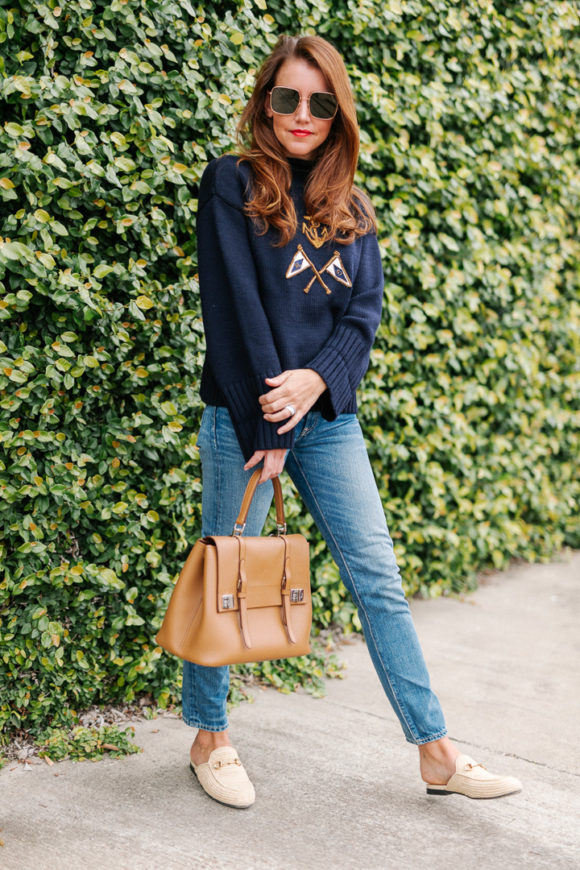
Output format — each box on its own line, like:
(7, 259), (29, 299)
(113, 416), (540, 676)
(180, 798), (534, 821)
(237, 35), (377, 246)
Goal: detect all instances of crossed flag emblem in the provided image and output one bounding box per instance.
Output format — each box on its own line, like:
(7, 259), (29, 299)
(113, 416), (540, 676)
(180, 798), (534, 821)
(285, 244), (352, 295)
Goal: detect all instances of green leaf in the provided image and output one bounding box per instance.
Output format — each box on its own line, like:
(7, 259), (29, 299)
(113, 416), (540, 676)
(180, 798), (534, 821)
(1, 241), (34, 261)
(4, 122), (24, 137)
(36, 252), (56, 269)
(34, 209), (51, 224)
(75, 650), (90, 670)
(135, 295), (154, 310)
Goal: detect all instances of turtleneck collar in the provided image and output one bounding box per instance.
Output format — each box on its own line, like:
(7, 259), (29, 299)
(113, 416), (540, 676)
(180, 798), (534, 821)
(287, 156), (317, 178)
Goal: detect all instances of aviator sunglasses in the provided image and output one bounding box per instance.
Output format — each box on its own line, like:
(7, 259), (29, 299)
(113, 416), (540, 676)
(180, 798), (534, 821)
(269, 86), (338, 121)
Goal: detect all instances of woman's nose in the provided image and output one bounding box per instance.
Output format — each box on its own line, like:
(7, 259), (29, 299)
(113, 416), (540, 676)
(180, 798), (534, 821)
(294, 96), (311, 122)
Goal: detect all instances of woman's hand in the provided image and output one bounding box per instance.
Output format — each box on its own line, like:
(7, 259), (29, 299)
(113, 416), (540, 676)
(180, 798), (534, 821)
(259, 369), (327, 434)
(245, 370), (326, 483)
(244, 448), (287, 484)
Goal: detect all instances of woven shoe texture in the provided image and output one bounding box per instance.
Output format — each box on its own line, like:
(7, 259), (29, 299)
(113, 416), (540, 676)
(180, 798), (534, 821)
(426, 753), (522, 799)
(427, 755), (522, 799)
(191, 746), (256, 809)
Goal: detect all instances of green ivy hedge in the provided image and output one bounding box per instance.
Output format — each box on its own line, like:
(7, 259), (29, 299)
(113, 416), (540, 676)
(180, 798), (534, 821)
(1, 0), (578, 742)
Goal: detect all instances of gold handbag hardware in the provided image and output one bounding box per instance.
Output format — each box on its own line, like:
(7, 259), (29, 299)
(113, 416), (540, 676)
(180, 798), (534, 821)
(155, 470), (312, 666)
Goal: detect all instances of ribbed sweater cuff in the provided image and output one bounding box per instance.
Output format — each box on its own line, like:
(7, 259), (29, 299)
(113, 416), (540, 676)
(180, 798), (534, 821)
(307, 328), (366, 418)
(222, 372), (295, 460)
(253, 417), (295, 453)
(222, 371), (277, 421)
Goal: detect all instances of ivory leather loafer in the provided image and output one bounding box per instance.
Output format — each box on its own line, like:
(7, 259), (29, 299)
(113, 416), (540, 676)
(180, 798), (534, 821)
(190, 746), (256, 809)
(426, 754), (522, 799)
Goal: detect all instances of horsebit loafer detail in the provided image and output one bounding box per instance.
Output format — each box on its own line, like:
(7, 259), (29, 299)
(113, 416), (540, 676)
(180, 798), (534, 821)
(426, 753), (522, 799)
(190, 746), (256, 809)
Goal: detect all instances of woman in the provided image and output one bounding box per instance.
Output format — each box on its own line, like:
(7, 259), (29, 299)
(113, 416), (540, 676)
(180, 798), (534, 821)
(186, 34), (522, 808)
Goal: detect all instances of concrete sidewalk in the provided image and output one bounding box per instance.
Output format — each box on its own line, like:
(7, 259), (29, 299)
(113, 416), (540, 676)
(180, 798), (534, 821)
(1, 552), (579, 870)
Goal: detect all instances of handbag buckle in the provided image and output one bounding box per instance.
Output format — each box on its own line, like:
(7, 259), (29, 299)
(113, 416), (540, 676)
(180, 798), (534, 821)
(221, 594), (235, 609)
(290, 588), (304, 603)
(277, 522), (287, 535)
(233, 522), (246, 537)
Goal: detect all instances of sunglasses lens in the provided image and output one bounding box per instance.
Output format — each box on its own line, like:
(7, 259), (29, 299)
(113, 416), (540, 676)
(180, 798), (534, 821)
(310, 92), (338, 120)
(271, 87), (300, 115)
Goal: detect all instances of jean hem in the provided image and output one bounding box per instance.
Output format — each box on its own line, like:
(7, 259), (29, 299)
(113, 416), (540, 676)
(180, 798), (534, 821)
(406, 727), (448, 746)
(182, 716), (229, 732)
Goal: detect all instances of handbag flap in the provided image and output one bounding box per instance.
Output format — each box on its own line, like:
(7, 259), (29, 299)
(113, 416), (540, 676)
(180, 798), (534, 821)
(205, 534), (309, 613)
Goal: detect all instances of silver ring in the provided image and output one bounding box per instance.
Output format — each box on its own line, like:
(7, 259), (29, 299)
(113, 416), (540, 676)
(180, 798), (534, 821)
(284, 404), (296, 417)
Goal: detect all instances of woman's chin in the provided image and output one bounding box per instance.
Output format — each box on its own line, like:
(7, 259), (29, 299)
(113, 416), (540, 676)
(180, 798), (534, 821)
(283, 141), (318, 161)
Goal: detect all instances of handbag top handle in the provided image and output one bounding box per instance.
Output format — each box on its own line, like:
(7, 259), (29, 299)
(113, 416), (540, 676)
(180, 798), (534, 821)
(233, 470), (286, 536)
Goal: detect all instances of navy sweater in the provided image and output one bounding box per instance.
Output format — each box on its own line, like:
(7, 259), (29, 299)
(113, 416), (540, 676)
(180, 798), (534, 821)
(196, 154), (385, 461)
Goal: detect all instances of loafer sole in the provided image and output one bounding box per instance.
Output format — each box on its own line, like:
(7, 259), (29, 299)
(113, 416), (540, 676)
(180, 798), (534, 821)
(426, 783), (522, 799)
(190, 762), (255, 809)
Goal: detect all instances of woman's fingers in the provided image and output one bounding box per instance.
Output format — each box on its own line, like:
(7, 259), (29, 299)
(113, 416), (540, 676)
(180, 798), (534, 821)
(259, 373), (291, 411)
(264, 374), (287, 388)
(276, 415), (299, 435)
(243, 450), (265, 471)
(260, 398), (291, 415)
(263, 406), (300, 433)
(262, 404), (298, 422)
(259, 448), (287, 483)
(244, 449), (286, 483)
(260, 387), (301, 419)
(259, 370), (327, 434)
(259, 370), (326, 418)
(258, 389), (288, 414)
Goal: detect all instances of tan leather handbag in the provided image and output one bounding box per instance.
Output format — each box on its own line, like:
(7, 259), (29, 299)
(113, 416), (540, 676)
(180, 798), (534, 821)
(156, 470), (311, 665)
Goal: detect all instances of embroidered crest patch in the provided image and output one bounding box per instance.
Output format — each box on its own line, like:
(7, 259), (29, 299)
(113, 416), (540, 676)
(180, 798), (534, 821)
(285, 244), (352, 295)
(325, 254), (351, 287)
(286, 248), (310, 278)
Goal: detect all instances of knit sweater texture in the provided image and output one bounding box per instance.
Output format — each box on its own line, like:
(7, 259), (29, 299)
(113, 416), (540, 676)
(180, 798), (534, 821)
(197, 154), (385, 461)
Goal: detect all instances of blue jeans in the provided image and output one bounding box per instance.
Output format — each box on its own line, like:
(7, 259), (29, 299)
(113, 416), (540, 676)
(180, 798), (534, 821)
(182, 406), (447, 745)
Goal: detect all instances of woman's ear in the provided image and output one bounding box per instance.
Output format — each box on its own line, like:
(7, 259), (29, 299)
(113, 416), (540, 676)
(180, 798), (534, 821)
(264, 92), (273, 118)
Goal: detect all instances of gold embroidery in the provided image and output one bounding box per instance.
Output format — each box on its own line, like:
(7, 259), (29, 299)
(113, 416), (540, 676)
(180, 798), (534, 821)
(285, 244), (352, 295)
(302, 215), (330, 249)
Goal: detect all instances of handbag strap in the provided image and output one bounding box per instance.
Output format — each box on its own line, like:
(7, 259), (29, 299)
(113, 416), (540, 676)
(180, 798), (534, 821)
(280, 534), (297, 644)
(235, 536), (252, 648)
(233, 470), (286, 536)
(235, 532), (297, 650)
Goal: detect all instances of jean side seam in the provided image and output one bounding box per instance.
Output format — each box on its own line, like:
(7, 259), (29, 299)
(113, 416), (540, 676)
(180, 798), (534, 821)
(290, 451), (421, 744)
(213, 406), (225, 535)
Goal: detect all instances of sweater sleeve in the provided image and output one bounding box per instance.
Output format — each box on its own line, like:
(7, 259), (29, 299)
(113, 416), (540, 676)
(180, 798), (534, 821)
(306, 230), (384, 418)
(196, 157), (295, 460)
